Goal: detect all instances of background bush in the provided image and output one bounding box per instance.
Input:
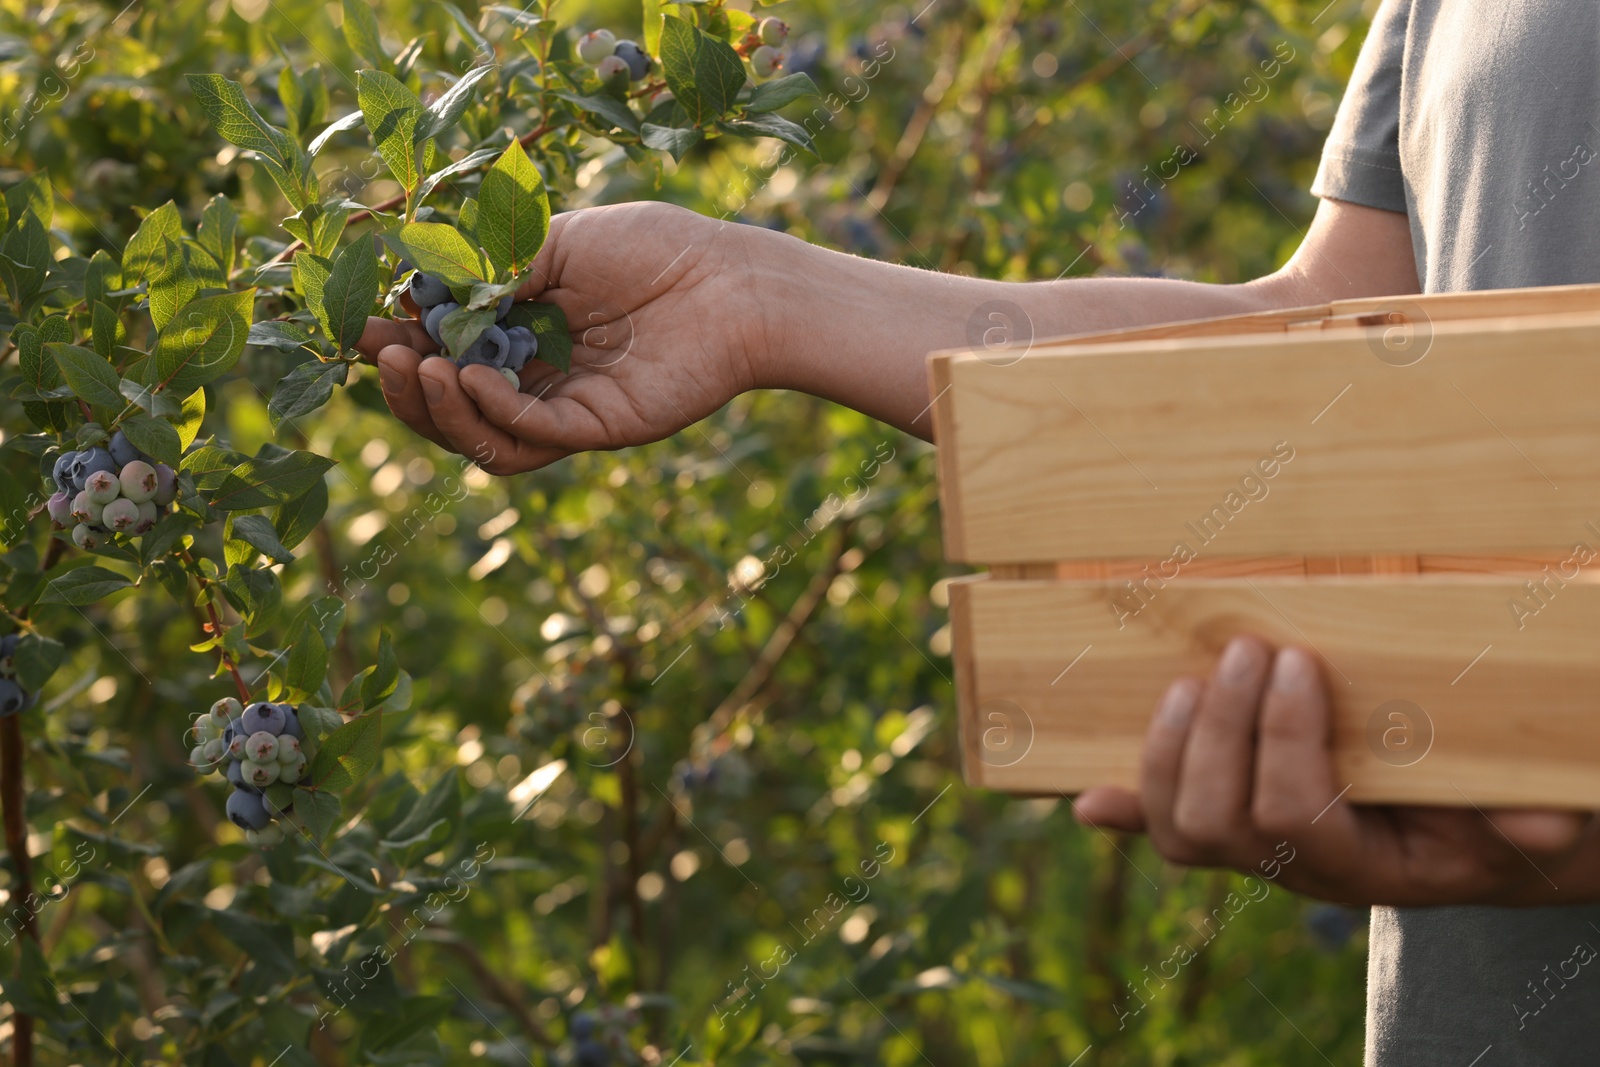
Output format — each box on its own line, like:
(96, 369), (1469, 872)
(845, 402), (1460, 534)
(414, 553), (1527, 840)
(0, 0), (1375, 1063)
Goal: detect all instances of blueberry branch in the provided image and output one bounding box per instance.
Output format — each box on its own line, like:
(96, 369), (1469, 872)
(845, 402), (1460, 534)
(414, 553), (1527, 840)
(177, 549), (253, 703)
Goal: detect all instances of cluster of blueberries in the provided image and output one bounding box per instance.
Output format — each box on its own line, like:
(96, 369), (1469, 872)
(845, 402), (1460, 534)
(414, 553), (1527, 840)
(405, 267), (538, 384)
(47, 430), (178, 550)
(0, 635), (34, 718)
(574, 29), (653, 82)
(192, 697), (308, 847)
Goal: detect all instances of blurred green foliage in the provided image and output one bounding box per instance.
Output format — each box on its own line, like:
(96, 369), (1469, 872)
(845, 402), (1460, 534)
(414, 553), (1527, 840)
(0, 0), (1376, 1062)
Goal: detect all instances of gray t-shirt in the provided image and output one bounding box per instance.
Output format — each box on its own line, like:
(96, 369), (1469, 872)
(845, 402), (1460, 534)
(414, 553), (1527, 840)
(1311, 1), (1600, 1063)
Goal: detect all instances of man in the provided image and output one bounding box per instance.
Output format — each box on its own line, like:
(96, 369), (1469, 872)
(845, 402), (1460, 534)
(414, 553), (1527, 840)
(358, 2), (1600, 1060)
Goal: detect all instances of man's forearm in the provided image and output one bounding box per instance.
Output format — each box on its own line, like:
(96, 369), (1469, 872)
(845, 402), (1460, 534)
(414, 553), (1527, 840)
(748, 198), (1419, 439)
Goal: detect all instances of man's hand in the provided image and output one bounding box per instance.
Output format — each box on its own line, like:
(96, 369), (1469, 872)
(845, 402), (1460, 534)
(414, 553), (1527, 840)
(356, 202), (780, 474)
(1073, 637), (1600, 907)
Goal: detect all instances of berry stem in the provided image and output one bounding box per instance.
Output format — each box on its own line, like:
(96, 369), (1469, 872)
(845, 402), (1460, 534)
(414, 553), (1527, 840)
(178, 550), (253, 703)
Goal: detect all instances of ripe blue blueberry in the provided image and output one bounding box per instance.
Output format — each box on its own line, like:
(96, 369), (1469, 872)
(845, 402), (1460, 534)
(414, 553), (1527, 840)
(424, 301), (460, 347)
(458, 325), (511, 368)
(497, 294), (514, 319)
(574, 1038), (611, 1067)
(613, 40), (650, 80)
(52, 451), (80, 492)
(410, 272), (453, 309)
(76, 447), (116, 482)
(279, 705), (305, 741)
(108, 430), (144, 468)
(241, 701), (287, 735)
(0, 633), (17, 668)
(0, 679), (27, 718)
(503, 326), (538, 371)
(226, 787), (272, 830)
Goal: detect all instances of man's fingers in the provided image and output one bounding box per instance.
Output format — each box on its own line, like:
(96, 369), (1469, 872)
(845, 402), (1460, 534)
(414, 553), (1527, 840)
(1073, 787), (1146, 833)
(1486, 810), (1594, 856)
(375, 346), (451, 449)
(357, 315), (434, 363)
(1251, 648), (1351, 835)
(1140, 677), (1204, 864)
(417, 359), (568, 474)
(1172, 636), (1271, 848)
(458, 364), (615, 453)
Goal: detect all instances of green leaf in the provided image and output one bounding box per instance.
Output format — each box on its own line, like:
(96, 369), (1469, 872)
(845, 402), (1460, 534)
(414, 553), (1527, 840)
(379, 222), (486, 286)
(502, 300), (572, 372)
(150, 289), (255, 394)
(553, 91), (642, 136)
(12, 633), (64, 691)
(419, 63), (498, 140)
(746, 72), (819, 113)
(363, 996), (454, 1051)
(360, 630), (398, 710)
(659, 15), (746, 124)
(118, 414), (182, 468)
(40, 566), (133, 605)
(483, 5), (544, 31)
(320, 236), (378, 352)
(48, 344), (122, 409)
(176, 388), (206, 451)
(438, 1), (491, 57)
(229, 515), (295, 564)
(269, 360), (349, 430)
(4, 175), (49, 231)
(477, 140), (550, 278)
(209, 450), (335, 511)
(342, 0), (387, 67)
(0, 212), (49, 306)
(309, 711), (383, 791)
(284, 617), (330, 697)
(224, 563), (281, 636)
(720, 112), (815, 154)
(212, 908), (296, 982)
(301, 596), (346, 648)
(357, 70), (426, 194)
(118, 378), (181, 419)
(294, 788), (342, 844)
(308, 110), (366, 157)
(120, 201), (182, 283)
(196, 194), (239, 279)
(274, 478), (328, 551)
(438, 305), (495, 359)
(640, 122), (704, 161)
(419, 147), (501, 200)
(90, 301), (121, 359)
(248, 319), (315, 350)
(84, 249), (121, 308)
(184, 74), (308, 208)
(145, 237), (197, 333)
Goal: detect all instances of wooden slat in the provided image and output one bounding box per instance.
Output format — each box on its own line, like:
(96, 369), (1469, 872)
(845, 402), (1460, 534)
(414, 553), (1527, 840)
(952, 575), (1600, 807)
(932, 312), (1600, 563)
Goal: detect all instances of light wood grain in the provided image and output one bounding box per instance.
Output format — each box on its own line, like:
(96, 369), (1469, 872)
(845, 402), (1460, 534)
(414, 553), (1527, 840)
(934, 312), (1600, 563)
(952, 575), (1600, 807)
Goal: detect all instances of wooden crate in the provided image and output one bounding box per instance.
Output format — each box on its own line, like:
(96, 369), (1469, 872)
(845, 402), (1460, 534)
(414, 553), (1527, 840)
(929, 283), (1600, 807)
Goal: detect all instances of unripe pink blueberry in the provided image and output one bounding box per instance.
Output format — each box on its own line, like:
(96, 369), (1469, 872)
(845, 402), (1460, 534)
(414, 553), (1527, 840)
(576, 28), (616, 64)
(132, 500), (159, 534)
(84, 469), (120, 506)
(242, 759), (280, 788)
(70, 491), (101, 526)
(649, 88), (675, 108)
(246, 730), (280, 763)
(72, 524), (105, 550)
(46, 491), (71, 527)
(101, 498), (139, 532)
(152, 464), (177, 506)
(758, 17), (789, 46)
(119, 460), (158, 503)
(211, 697), (242, 722)
(750, 45), (783, 78)
(595, 54), (629, 80)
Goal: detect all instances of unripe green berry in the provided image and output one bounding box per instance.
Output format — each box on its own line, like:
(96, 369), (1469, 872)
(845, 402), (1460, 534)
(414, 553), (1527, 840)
(101, 498), (139, 532)
(576, 28), (616, 64)
(70, 491), (101, 526)
(246, 731), (279, 763)
(246, 824), (284, 848)
(758, 17), (789, 46)
(242, 759), (280, 788)
(279, 754), (308, 784)
(133, 500), (159, 534)
(202, 737), (226, 763)
(72, 523), (106, 550)
(119, 460), (159, 503)
(750, 45), (783, 79)
(595, 54), (629, 80)
(84, 469), (120, 506)
(276, 735), (302, 763)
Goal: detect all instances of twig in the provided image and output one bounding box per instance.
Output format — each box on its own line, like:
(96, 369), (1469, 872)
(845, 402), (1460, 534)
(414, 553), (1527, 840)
(431, 932), (556, 1047)
(178, 550), (252, 702)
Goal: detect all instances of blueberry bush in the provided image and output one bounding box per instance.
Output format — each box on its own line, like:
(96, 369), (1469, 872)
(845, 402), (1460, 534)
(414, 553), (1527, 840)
(0, 0), (1374, 1063)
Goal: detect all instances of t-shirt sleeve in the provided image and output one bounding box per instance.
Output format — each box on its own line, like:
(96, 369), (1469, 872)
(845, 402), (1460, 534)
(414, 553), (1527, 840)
(1310, 0), (1409, 213)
